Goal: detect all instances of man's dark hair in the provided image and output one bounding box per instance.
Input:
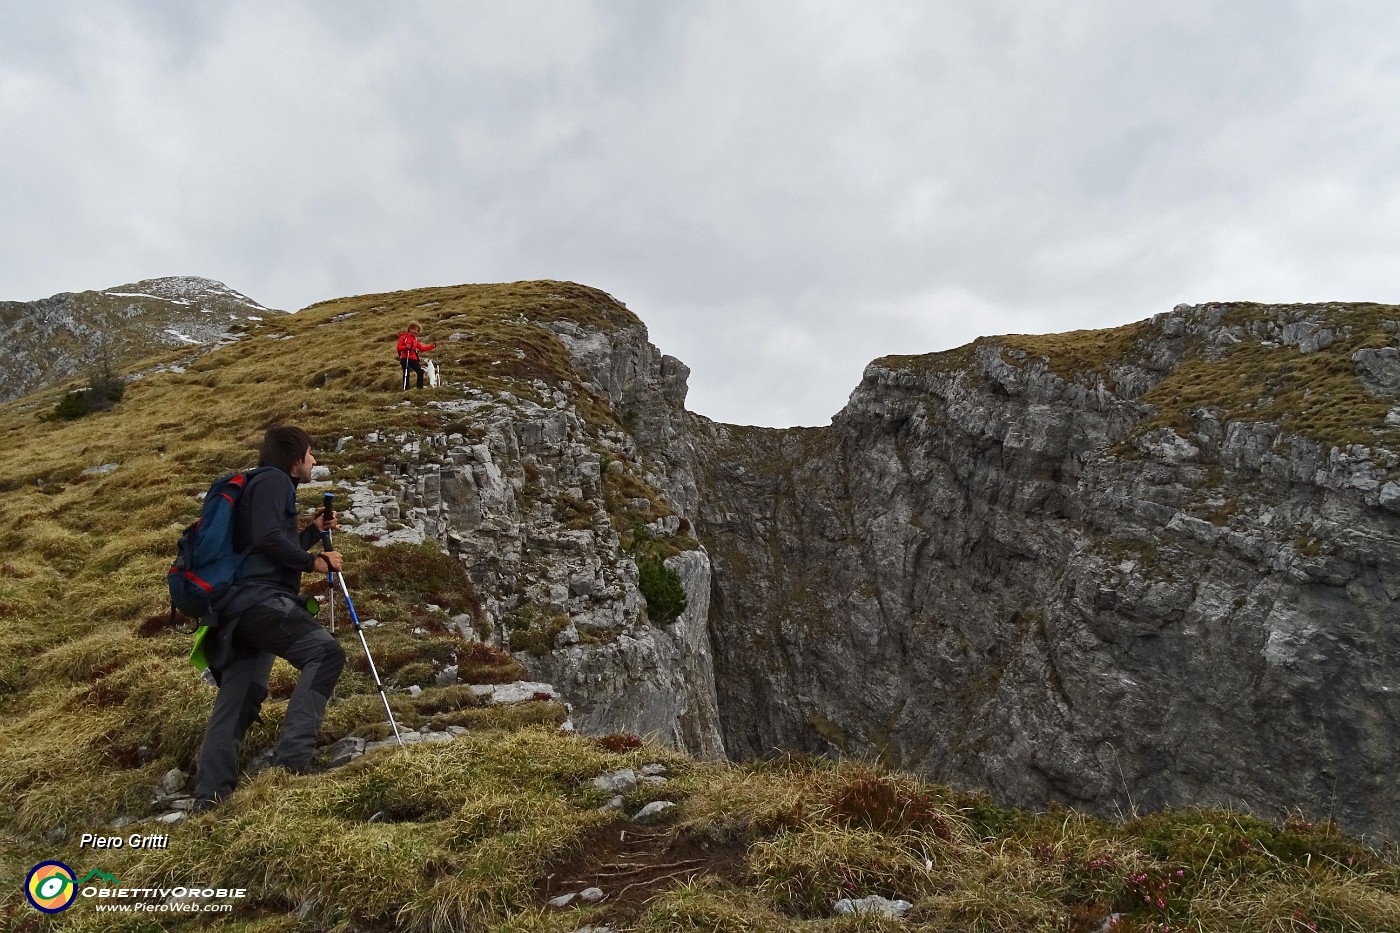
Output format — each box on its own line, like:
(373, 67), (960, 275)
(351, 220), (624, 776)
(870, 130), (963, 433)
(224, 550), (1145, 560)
(259, 425), (314, 473)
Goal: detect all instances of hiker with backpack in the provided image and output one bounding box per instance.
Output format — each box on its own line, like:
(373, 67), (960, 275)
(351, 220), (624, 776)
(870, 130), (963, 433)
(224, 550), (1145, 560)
(396, 321), (435, 391)
(191, 425), (346, 811)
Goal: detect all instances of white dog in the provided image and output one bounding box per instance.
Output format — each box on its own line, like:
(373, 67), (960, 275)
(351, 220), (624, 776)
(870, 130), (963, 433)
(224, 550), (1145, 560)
(423, 359), (440, 388)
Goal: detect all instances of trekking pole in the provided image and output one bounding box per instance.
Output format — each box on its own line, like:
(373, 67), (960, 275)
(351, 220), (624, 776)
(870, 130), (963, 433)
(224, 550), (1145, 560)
(323, 493), (335, 634)
(335, 567), (404, 745)
(320, 499), (403, 746)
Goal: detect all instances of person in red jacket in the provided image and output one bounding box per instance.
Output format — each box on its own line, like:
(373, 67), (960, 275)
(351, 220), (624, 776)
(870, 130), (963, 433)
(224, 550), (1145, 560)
(396, 322), (436, 390)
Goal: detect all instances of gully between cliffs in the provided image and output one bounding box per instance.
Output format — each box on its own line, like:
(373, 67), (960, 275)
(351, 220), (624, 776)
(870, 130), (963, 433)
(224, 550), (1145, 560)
(544, 301), (1398, 839)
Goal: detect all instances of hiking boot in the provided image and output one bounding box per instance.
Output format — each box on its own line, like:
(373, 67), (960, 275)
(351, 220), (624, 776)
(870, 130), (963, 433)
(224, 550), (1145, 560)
(192, 797), (221, 814)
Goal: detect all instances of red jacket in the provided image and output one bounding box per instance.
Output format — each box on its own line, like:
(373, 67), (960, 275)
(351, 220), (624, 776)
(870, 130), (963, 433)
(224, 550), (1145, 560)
(397, 332), (435, 361)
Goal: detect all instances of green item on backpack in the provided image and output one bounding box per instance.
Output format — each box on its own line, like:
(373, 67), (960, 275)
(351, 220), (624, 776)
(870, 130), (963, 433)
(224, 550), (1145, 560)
(189, 625), (211, 672)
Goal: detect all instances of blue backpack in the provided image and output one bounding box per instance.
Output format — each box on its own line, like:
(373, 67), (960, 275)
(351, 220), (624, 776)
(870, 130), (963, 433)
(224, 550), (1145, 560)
(167, 467), (275, 620)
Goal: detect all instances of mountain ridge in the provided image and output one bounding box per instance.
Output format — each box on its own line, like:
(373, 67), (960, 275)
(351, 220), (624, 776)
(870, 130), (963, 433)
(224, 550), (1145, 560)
(0, 275), (285, 404)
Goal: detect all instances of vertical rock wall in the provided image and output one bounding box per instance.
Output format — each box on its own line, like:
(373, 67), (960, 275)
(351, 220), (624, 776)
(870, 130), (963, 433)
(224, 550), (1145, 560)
(689, 304), (1400, 838)
(338, 354), (725, 759)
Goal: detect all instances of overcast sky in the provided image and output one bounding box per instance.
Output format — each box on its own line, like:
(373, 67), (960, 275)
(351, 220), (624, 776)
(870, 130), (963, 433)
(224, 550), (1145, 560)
(4, 2), (1398, 426)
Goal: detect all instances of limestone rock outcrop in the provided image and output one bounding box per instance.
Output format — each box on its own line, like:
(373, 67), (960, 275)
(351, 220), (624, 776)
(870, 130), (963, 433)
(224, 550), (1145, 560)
(334, 371), (724, 760)
(687, 301), (1400, 838)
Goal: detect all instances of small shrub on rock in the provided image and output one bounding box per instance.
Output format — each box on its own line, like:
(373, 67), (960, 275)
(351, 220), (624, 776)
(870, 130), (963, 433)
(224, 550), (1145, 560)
(638, 554), (686, 625)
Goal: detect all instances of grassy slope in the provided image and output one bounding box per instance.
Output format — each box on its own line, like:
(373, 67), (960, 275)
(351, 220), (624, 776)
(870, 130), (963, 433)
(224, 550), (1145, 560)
(0, 284), (1395, 932)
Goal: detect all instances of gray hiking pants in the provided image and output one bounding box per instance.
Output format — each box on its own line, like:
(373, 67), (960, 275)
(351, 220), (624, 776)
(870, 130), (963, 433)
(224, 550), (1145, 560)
(194, 597), (346, 802)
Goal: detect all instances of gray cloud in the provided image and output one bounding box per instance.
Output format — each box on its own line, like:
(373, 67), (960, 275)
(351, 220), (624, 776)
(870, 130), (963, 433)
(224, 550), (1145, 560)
(3, 1), (1399, 425)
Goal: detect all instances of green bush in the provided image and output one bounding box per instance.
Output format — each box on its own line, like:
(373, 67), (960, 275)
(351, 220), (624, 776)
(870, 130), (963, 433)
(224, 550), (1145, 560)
(50, 365), (126, 420)
(51, 390), (91, 420)
(638, 553), (686, 624)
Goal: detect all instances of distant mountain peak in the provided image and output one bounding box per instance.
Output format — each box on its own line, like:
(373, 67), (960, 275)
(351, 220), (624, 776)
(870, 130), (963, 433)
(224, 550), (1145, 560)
(0, 275), (287, 403)
(99, 276), (278, 313)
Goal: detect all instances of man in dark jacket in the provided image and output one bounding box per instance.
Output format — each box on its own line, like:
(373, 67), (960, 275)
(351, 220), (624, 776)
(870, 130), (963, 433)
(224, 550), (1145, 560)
(193, 425), (346, 810)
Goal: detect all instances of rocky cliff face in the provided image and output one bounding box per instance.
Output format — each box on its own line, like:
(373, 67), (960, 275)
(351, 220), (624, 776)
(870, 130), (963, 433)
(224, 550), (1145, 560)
(124, 284), (1391, 838)
(295, 294), (1397, 836)
(0, 276), (281, 402)
(324, 313), (725, 761)
(687, 302), (1400, 839)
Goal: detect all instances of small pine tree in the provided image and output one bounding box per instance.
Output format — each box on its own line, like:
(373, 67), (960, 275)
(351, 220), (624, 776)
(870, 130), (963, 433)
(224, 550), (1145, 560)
(638, 553), (687, 625)
(85, 366), (125, 412)
(51, 390), (90, 420)
(50, 359), (125, 420)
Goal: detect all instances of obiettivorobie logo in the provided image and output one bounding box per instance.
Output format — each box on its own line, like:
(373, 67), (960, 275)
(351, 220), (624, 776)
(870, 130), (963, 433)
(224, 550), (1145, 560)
(25, 860), (245, 914)
(25, 862), (106, 913)
(25, 864), (123, 913)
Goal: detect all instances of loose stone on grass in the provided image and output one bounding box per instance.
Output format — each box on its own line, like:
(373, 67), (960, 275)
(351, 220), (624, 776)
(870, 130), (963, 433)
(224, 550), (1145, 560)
(159, 768), (188, 795)
(326, 736), (367, 767)
(592, 769), (637, 794)
(471, 680), (557, 704)
(834, 894), (913, 918)
(548, 887), (605, 908)
(632, 801), (675, 823)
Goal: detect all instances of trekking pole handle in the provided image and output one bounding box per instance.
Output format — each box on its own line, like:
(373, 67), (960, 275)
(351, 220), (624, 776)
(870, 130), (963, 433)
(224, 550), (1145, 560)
(320, 493), (335, 549)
